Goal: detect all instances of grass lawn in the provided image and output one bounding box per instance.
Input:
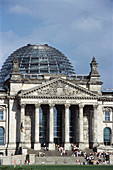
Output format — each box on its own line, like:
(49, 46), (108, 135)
(0, 165), (113, 170)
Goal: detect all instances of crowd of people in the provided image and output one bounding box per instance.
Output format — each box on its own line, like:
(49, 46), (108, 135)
(37, 143), (112, 165)
(71, 143), (111, 165)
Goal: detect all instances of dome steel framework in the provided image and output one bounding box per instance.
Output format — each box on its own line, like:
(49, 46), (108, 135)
(0, 44), (75, 88)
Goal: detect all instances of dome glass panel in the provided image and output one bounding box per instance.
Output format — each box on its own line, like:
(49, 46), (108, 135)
(0, 44), (75, 88)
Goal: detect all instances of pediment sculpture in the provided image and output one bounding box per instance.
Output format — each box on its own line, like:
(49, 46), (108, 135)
(20, 78), (98, 98)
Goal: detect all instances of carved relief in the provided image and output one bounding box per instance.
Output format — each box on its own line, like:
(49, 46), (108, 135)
(83, 116), (89, 141)
(83, 130), (88, 141)
(35, 81), (85, 97)
(24, 117), (31, 141)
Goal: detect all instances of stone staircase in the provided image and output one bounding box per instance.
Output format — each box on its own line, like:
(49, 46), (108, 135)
(27, 147), (73, 157)
(83, 148), (94, 155)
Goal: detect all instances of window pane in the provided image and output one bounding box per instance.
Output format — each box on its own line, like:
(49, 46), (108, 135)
(0, 111), (3, 120)
(0, 127), (4, 145)
(105, 112), (110, 121)
(104, 128), (111, 146)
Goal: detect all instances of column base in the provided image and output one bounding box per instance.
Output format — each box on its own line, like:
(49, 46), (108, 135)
(64, 143), (71, 150)
(7, 148), (16, 156)
(34, 143), (41, 150)
(23, 148), (28, 155)
(7, 143), (16, 149)
(49, 143), (55, 150)
(7, 143), (16, 156)
(93, 142), (98, 148)
(79, 142), (85, 150)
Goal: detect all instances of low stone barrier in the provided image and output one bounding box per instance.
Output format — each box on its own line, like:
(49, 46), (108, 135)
(110, 155), (113, 165)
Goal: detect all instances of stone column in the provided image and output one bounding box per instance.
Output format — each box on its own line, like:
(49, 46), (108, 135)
(75, 109), (79, 143)
(79, 104), (84, 150)
(93, 105), (98, 147)
(49, 104), (55, 150)
(89, 110), (93, 146)
(34, 104), (41, 150)
(64, 104), (71, 150)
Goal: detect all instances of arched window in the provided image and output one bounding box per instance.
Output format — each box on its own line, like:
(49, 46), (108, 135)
(0, 127), (4, 145)
(104, 127), (111, 146)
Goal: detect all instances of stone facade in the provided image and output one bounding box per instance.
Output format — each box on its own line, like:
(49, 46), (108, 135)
(0, 54), (113, 156)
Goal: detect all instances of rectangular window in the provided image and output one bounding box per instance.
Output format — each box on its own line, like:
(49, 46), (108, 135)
(105, 112), (110, 121)
(0, 111), (3, 120)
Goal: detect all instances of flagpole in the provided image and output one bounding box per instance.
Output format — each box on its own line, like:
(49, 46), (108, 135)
(20, 122), (24, 166)
(21, 131), (23, 166)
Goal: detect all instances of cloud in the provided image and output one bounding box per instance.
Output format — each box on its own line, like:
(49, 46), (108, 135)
(9, 4), (32, 15)
(0, 0), (113, 88)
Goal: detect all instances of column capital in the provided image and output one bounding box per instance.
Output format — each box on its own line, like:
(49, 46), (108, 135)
(49, 103), (55, 108)
(79, 104), (84, 109)
(20, 103), (26, 108)
(5, 105), (8, 109)
(93, 104), (98, 110)
(102, 107), (105, 112)
(65, 104), (70, 108)
(35, 103), (40, 108)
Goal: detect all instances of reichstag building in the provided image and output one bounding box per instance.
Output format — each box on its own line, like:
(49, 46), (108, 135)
(0, 44), (113, 156)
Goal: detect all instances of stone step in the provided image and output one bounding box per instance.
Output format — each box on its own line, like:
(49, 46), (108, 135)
(27, 148), (73, 157)
(35, 156), (86, 165)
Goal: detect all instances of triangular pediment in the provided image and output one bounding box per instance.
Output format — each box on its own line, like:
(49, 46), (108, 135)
(19, 78), (98, 99)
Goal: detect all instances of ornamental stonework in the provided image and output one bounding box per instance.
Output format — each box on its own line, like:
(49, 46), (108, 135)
(32, 81), (88, 97)
(24, 117), (31, 141)
(83, 117), (89, 141)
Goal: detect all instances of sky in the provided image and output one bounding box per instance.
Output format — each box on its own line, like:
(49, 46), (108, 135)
(0, 0), (113, 89)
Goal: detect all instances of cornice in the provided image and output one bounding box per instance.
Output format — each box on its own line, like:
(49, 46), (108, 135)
(7, 96), (16, 100)
(20, 95), (98, 100)
(88, 81), (103, 85)
(99, 97), (113, 102)
(0, 95), (8, 100)
(0, 96), (7, 99)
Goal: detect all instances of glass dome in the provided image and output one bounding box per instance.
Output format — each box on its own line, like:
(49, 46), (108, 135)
(0, 44), (75, 88)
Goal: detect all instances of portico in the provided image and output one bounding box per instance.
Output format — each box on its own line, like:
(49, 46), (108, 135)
(19, 96), (101, 151)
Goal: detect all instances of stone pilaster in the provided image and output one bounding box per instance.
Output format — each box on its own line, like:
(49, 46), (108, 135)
(34, 104), (41, 150)
(98, 105), (104, 145)
(7, 99), (17, 155)
(79, 104), (84, 150)
(49, 104), (55, 150)
(93, 105), (98, 147)
(64, 104), (71, 150)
